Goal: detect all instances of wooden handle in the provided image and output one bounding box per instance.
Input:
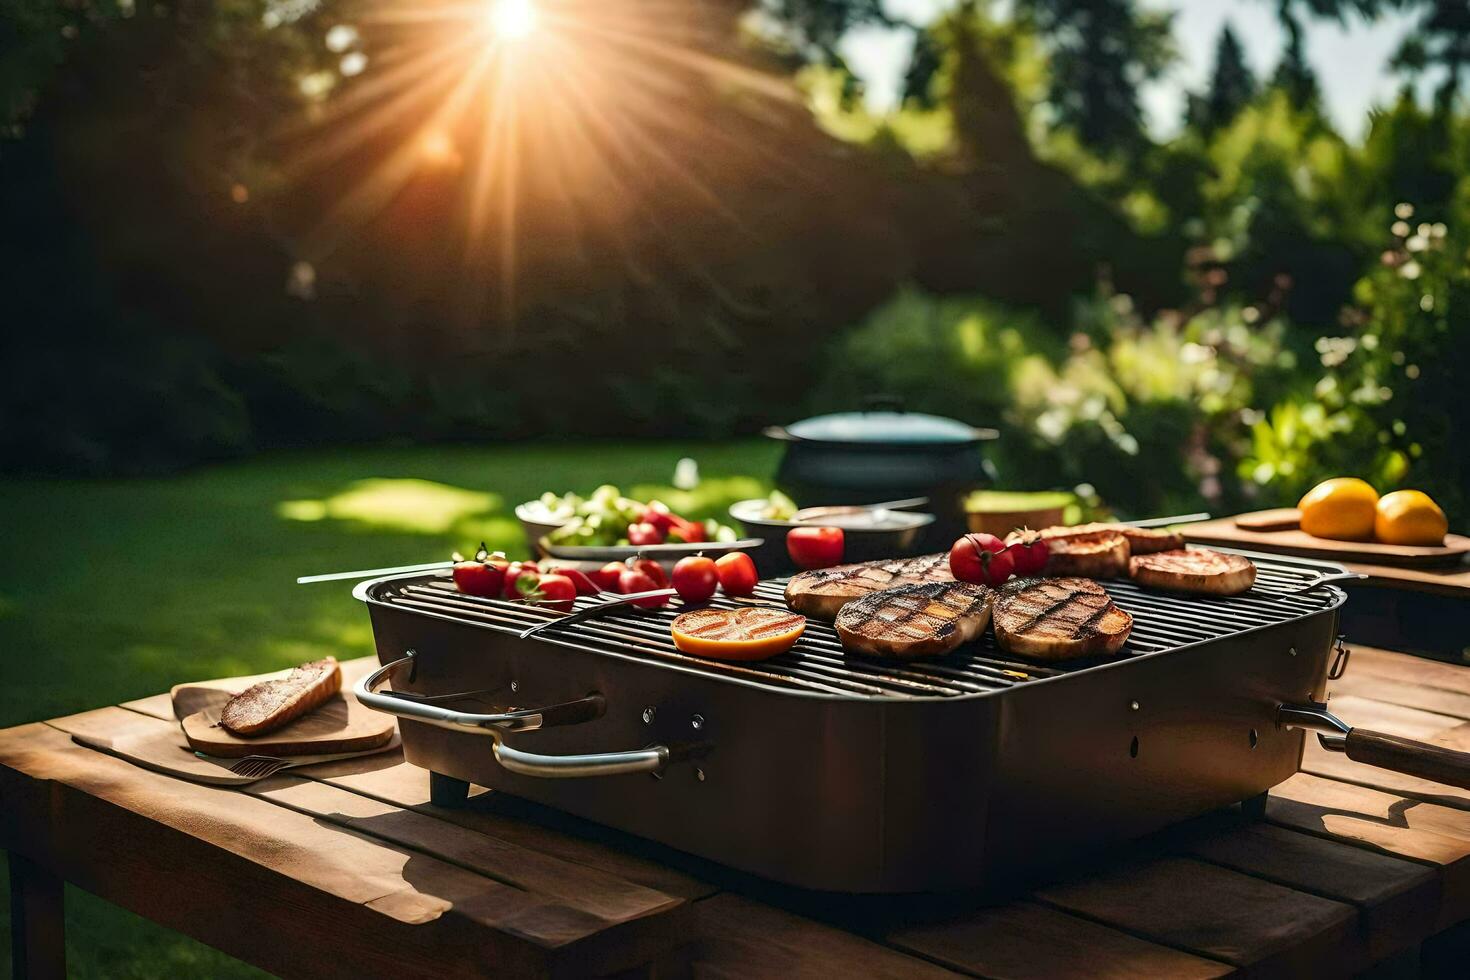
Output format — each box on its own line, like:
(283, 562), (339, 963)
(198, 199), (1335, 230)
(1344, 729), (1470, 790)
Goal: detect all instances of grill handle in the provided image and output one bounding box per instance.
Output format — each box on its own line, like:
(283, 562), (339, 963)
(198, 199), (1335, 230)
(354, 654), (689, 778)
(1279, 702), (1470, 791)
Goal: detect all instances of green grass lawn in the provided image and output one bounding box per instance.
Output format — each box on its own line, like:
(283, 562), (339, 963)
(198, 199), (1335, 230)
(0, 439), (779, 977)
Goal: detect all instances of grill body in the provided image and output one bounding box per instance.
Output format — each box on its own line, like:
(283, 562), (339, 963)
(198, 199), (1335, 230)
(359, 555), (1344, 892)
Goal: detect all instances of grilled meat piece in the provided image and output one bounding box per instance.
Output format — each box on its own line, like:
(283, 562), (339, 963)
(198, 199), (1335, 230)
(1037, 530), (1130, 578)
(220, 657), (341, 736)
(835, 582), (993, 659)
(993, 578), (1132, 660)
(785, 553), (951, 620)
(1129, 548), (1256, 596)
(1035, 522), (1184, 555)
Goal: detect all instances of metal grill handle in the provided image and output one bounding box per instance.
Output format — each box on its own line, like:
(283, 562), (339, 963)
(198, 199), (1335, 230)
(354, 654), (685, 778)
(1279, 701), (1470, 791)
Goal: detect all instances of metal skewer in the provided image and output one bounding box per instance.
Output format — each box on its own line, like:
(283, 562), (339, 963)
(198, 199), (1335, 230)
(297, 560), (455, 584)
(1121, 512), (1211, 528)
(517, 589), (679, 640)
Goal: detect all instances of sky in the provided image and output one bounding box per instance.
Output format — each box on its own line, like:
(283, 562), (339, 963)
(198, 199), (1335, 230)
(840, 0), (1421, 140)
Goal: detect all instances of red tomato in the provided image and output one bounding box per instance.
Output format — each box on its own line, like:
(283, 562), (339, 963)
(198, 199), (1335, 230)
(451, 545), (508, 597)
(532, 573), (577, 613)
(667, 516), (706, 543)
(618, 568), (669, 608)
(501, 561), (540, 599)
(949, 533), (1015, 586)
(1007, 529), (1049, 577)
(715, 551), (759, 596)
(627, 522), (664, 546)
(545, 566), (601, 596)
(671, 555), (719, 604)
(786, 526), (845, 569)
(592, 561), (626, 591)
(641, 501), (679, 532)
(631, 557), (669, 589)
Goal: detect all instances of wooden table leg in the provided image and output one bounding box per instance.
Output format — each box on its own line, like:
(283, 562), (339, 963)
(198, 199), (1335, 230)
(8, 851), (65, 980)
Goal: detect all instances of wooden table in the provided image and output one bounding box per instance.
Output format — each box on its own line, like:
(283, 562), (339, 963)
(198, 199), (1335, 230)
(6, 647), (1470, 979)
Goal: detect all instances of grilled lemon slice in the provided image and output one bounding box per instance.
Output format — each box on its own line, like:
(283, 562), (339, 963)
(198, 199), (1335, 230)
(671, 607), (807, 661)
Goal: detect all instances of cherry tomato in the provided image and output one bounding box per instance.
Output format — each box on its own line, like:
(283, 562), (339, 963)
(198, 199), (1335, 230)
(786, 526), (845, 570)
(618, 567), (669, 607)
(1007, 529), (1049, 577)
(666, 516), (706, 543)
(949, 533), (1015, 586)
(627, 522), (664, 546)
(671, 555), (719, 604)
(451, 544), (508, 597)
(715, 551), (759, 596)
(640, 501), (679, 532)
(592, 561), (625, 591)
(631, 557), (669, 589)
(532, 573), (577, 613)
(544, 566), (601, 596)
(501, 561), (540, 599)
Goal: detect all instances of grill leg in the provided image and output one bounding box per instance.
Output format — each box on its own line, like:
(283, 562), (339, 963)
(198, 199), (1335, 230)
(1241, 791), (1269, 821)
(430, 771), (471, 808)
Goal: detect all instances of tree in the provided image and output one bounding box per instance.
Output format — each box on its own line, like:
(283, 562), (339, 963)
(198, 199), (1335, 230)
(1392, 0), (1470, 111)
(1188, 24), (1258, 134)
(1014, 0), (1176, 158)
(1270, 4), (1320, 109)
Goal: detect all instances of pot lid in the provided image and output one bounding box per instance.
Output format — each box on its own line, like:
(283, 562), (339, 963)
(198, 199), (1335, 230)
(784, 411), (994, 445)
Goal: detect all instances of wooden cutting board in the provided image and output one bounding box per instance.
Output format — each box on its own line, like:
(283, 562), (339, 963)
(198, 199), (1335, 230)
(1187, 511), (1470, 567)
(173, 660), (395, 758)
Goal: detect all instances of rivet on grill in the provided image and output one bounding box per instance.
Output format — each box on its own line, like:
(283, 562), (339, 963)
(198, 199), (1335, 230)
(691, 714), (704, 731)
(1289, 646), (1298, 657)
(510, 680), (519, 693)
(695, 768), (706, 782)
(1130, 700), (1140, 712)
(642, 707), (656, 724)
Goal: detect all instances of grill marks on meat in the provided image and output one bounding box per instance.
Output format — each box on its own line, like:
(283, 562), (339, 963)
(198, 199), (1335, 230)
(835, 582), (993, 659)
(1129, 548), (1257, 596)
(785, 553), (952, 620)
(993, 578), (1133, 660)
(219, 657), (342, 736)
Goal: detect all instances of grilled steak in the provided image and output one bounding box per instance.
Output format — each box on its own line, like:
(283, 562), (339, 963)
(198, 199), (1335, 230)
(1129, 548), (1256, 596)
(785, 553), (951, 620)
(1036, 522), (1184, 555)
(1037, 530), (1130, 578)
(835, 582), (992, 659)
(220, 657), (341, 736)
(993, 578), (1133, 660)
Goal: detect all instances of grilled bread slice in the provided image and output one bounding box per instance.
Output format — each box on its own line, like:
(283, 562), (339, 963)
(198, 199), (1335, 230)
(835, 581), (993, 659)
(1041, 522), (1184, 555)
(1129, 548), (1256, 596)
(220, 657), (341, 736)
(1039, 530), (1130, 578)
(785, 553), (952, 620)
(993, 578), (1133, 660)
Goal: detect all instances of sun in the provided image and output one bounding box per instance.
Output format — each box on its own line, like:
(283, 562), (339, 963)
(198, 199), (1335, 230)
(487, 0), (537, 41)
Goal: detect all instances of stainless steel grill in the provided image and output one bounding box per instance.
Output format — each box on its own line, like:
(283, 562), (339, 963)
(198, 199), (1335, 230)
(370, 555), (1341, 700)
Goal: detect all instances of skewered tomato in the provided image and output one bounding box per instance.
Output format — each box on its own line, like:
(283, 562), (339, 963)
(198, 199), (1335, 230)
(786, 526), (845, 570)
(501, 561), (540, 598)
(671, 607), (806, 661)
(530, 573), (577, 613)
(714, 551), (759, 596)
(1006, 529), (1049, 577)
(618, 567), (669, 608)
(671, 555), (719, 604)
(949, 533), (1015, 586)
(452, 544), (508, 597)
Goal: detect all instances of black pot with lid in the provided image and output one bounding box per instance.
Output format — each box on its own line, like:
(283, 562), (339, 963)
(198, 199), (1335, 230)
(765, 398), (998, 547)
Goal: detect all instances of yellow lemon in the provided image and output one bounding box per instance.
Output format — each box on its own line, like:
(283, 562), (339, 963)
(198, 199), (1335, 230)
(1374, 489), (1448, 546)
(1298, 478), (1379, 541)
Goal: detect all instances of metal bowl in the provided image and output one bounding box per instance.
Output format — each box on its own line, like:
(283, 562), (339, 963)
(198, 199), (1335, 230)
(728, 499), (935, 575)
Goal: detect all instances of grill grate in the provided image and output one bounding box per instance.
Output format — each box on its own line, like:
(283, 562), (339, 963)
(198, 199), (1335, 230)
(372, 556), (1341, 700)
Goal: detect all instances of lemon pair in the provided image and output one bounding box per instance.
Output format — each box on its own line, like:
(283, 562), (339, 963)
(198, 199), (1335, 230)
(1298, 478), (1448, 545)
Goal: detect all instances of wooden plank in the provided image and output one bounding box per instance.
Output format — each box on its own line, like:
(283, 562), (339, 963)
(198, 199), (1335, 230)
(305, 755), (716, 901)
(0, 722), (686, 978)
(690, 893), (958, 978)
(9, 851), (66, 980)
(886, 899), (1232, 979)
(1183, 822), (1439, 963)
(1303, 721), (1470, 812)
(1267, 772), (1470, 930)
(1035, 855), (1359, 977)
(1347, 647), (1470, 696)
(1324, 694), (1466, 741)
(1331, 672), (1470, 723)
(1182, 513), (1470, 568)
